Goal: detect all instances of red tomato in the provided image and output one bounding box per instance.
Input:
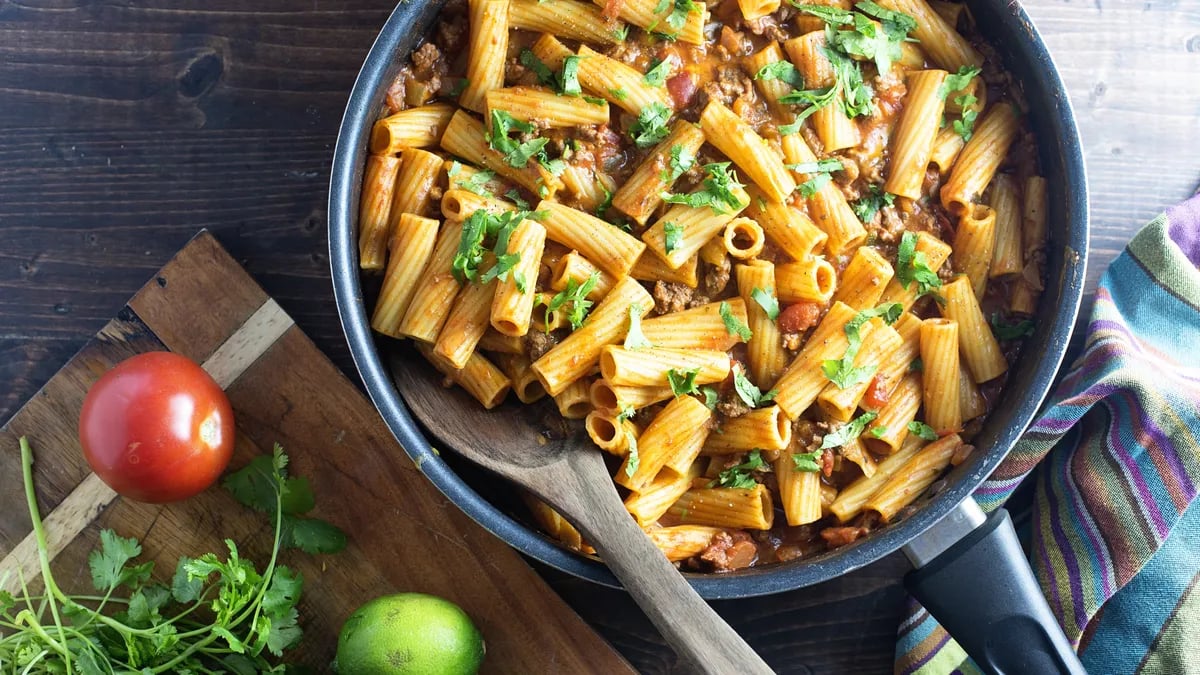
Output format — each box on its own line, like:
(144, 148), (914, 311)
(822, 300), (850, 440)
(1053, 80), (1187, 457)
(79, 352), (235, 503)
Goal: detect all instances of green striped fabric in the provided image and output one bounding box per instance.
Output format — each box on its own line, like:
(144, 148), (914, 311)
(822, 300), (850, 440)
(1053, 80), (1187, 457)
(896, 195), (1200, 674)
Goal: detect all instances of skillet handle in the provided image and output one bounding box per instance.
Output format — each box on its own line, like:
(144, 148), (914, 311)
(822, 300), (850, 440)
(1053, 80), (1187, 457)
(903, 501), (1085, 675)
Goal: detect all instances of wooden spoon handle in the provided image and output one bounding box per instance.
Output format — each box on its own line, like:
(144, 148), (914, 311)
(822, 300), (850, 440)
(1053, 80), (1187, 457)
(568, 473), (774, 675)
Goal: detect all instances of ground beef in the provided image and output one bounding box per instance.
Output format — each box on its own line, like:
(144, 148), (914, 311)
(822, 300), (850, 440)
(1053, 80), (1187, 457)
(744, 14), (789, 42)
(716, 390), (751, 419)
(435, 2), (468, 54)
(873, 204), (906, 244)
(412, 42), (442, 82)
(718, 26), (753, 58)
(703, 257), (731, 296)
(820, 525), (869, 548)
(696, 531), (758, 571)
(526, 330), (558, 361)
(652, 281), (694, 315)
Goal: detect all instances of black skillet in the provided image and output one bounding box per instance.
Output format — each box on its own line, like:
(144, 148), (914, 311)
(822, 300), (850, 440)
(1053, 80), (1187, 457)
(328, 2), (1090, 671)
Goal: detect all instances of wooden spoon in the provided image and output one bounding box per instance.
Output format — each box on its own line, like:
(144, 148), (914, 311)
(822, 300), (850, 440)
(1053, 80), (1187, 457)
(390, 352), (774, 674)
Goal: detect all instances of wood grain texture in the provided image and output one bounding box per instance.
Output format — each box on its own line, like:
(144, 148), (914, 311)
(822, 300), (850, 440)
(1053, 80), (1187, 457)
(1, 0), (1198, 671)
(0, 233), (634, 673)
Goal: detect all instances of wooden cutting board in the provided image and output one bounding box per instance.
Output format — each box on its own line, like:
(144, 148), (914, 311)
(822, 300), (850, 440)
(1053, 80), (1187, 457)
(0, 231), (633, 673)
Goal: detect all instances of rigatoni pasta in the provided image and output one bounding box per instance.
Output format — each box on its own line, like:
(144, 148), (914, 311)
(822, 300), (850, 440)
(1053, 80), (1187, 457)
(363, 0), (1044, 571)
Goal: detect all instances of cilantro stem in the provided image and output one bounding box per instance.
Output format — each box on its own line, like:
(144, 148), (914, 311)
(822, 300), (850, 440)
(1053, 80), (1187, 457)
(19, 437), (72, 671)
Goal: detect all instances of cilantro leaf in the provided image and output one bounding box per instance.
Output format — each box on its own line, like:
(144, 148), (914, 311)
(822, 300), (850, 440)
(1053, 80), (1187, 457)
(733, 366), (777, 408)
(281, 515), (348, 555)
(792, 449), (823, 472)
(700, 385), (720, 410)
(755, 61), (805, 88)
(609, 87), (629, 101)
(792, 4), (855, 24)
(624, 303), (653, 349)
(751, 287), (780, 320)
(869, 425), (889, 438)
(625, 432), (640, 477)
(711, 450), (768, 489)
(457, 169), (496, 197)
(819, 411), (879, 450)
(991, 313), (1036, 341)
(907, 420), (939, 440)
(821, 302), (902, 388)
(953, 94), (979, 142)
(940, 65), (982, 100)
(778, 85), (838, 124)
(788, 158), (845, 174)
(664, 221), (684, 253)
(852, 184), (895, 223)
(667, 367), (701, 397)
(662, 162), (747, 214)
(779, 119), (803, 136)
(644, 58), (672, 87)
(664, 0), (700, 32)
(172, 556), (204, 603)
(560, 55), (583, 96)
(629, 102), (673, 149)
(89, 529), (150, 592)
(660, 143), (696, 183)
(824, 47), (875, 118)
(520, 49), (557, 87)
(799, 173), (832, 198)
(896, 231), (943, 298)
(545, 272), (599, 330)
(720, 301), (753, 341)
(910, 357), (923, 372)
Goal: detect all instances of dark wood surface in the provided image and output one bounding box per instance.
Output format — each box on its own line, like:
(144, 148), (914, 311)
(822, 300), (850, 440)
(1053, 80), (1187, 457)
(0, 232), (635, 673)
(2, 1), (1198, 672)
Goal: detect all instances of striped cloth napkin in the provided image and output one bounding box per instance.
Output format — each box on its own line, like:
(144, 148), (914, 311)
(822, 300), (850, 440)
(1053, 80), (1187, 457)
(896, 194), (1200, 675)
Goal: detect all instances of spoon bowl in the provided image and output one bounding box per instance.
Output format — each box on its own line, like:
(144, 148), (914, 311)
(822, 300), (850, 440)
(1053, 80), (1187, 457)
(388, 347), (773, 674)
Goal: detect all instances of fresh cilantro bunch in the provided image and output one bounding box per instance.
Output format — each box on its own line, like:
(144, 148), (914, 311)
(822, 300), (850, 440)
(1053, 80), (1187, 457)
(0, 438), (345, 674)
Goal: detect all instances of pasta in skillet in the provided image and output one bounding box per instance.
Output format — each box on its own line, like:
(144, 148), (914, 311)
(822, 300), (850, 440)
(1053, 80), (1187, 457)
(360, 0), (1045, 570)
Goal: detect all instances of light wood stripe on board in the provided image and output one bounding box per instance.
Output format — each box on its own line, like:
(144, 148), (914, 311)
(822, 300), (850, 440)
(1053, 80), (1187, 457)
(0, 298), (294, 593)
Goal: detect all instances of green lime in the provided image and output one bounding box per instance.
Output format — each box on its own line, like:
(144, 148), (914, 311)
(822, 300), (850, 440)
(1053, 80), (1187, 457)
(334, 592), (485, 674)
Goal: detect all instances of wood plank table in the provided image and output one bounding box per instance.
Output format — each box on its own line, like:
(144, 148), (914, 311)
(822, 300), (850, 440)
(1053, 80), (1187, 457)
(2, 1), (1198, 672)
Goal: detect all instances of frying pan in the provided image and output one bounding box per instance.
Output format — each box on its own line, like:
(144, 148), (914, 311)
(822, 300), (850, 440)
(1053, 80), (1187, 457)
(328, 2), (1089, 671)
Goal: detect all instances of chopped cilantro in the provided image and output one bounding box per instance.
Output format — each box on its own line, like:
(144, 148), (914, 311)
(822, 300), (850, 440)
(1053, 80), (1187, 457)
(825, 47), (875, 118)
(609, 87), (629, 101)
(700, 385), (719, 410)
(792, 449), (823, 472)
(454, 209), (544, 286)
(612, 24), (630, 42)
(779, 119), (803, 136)
(852, 184), (895, 223)
(869, 425), (888, 438)
(755, 61), (805, 88)
(595, 183), (615, 219)
(625, 432), (640, 477)
(664, 0), (700, 33)
(940, 65), (982, 100)
(719, 301), (753, 341)
(788, 158), (845, 174)
(751, 287), (780, 320)
(821, 302), (903, 388)
(794, 1), (917, 74)
(907, 420), (939, 440)
(629, 102), (673, 149)
(819, 411), (879, 450)
(560, 55), (583, 96)
(663, 221), (684, 253)
(667, 367), (701, 397)
(662, 162), (747, 214)
(624, 303), (653, 349)
(486, 110), (551, 169)
(457, 169), (496, 197)
(991, 313), (1037, 341)
(732, 366), (777, 408)
(544, 271), (600, 330)
(711, 450), (767, 489)
(520, 49), (557, 87)
(953, 94), (979, 142)
(660, 143), (696, 183)
(504, 188), (531, 210)
(909, 357), (923, 372)
(778, 85), (838, 125)
(896, 231), (943, 298)
(799, 173), (832, 198)
(644, 59), (672, 87)
(448, 78), (469, 97)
